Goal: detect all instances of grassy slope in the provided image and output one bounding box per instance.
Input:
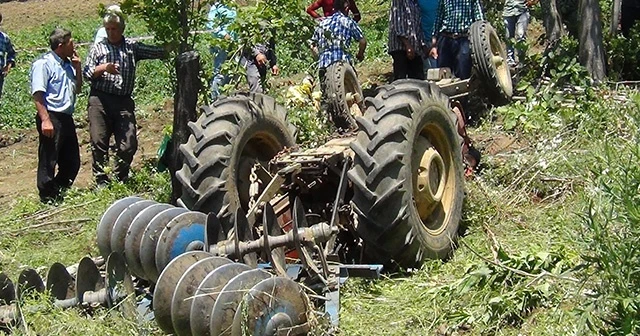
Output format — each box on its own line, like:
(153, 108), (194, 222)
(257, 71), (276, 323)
(1, 1), (638, 335)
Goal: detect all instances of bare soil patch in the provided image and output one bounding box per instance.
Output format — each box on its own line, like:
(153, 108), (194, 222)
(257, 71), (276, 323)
(0, 0), (106, 32)
(0, 110), (173, 206)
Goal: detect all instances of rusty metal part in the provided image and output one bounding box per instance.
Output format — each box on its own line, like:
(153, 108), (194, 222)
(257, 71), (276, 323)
(75, 256), (102, 306)
(16, 269), (45, 300)
(171, 257), (232, 336)
(124, 203), (173, 279)
(110, 200), (157, 256)
(155, 212), (207, 274)
(154, 251), (211, 334)
(232, 277), (310, 336)
(189, 263), (252, 336)
(209, 269), (272, 336)
(292, 197), (325, 280)
(97, 196), (143, 258)
(208, 206), (335, 268)
(140, 207), (189, 283)
(325, 156), (352, 255)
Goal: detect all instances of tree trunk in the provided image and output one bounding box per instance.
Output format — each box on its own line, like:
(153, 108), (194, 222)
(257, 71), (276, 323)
(542, 0), (564, 40)
(170, 51), (201, 204)
(610, 0), (621, 36)
(579, 0), (607, 81)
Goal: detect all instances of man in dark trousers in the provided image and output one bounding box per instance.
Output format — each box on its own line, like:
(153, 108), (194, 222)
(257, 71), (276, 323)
(388, 0), (428, 80)
(432, 0), (485, 80)
(30, 28), (82, 203)
(84, 11), (166, 185)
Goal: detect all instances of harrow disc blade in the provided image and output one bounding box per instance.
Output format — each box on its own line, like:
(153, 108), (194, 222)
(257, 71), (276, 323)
(153, 251), (211, 334)
(190, 263), (252, 336)
(75, 257), (102, 304)
(105, 252), (135, 317)
(234, 207), (257, 267)
(97, 196), (143, 258)
(0, 273), (15, 305)
(124, 203), (173, 279)
(210, 269), (272, 336)
(232, 277), (310, 336)
(205, 213), (226, 253)
(110, 200), (157, 256)
(46, 263), (73, 300)
(172, 256), (232, 336)
(264, 203), (286, 277)
(140, 207), (189, 283)
(16, 269), (45, 300)
(155, 211), (207, 274)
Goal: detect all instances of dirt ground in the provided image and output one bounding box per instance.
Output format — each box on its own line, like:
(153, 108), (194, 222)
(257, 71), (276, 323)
(0, 0), (107, 31)
(0, 110), (173, 206)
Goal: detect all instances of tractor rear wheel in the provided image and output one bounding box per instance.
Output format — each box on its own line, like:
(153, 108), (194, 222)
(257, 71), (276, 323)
(322, 61), (363, 130)
(470, 20), (513, 106)
(176, 93), (296, 226)
(348, 80), (464, 268)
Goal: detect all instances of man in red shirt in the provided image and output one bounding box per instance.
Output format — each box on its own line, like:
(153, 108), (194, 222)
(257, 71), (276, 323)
(307, 0), (361, 22)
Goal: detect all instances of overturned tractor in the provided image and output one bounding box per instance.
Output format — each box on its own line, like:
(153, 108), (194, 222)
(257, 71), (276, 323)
(0, 21), (512, 335)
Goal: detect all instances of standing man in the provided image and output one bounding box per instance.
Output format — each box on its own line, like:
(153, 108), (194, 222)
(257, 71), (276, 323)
(307, 0), (361, 22)
(389, 0), (428, 80)
(84, 11), (166, 185)
(432, 0), (485, 80)
(0, 13), (16, 98)
(241, 39), (279, 93)
(30, 28), (82, 203)
(310, 0), (366, 120)
(503, 0), (535, 67)
(207, 2), (236, 101)
(417, 0), (439, 69)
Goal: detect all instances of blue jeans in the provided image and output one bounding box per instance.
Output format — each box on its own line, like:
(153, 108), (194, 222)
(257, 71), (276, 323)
(504, 11), (529, 64)
(210, 46), (229, 101)
(437, 35), (471, 80)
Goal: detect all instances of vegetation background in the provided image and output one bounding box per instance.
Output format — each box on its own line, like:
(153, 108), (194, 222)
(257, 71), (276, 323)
(0, 0), (639, 334)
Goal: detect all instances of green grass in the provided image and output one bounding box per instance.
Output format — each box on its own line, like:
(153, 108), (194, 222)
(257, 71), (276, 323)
(1, 2), (640, 335)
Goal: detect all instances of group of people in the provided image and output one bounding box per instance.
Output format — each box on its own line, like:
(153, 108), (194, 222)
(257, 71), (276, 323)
(21, 0), (539, 203)
(29, 7), (167, 202)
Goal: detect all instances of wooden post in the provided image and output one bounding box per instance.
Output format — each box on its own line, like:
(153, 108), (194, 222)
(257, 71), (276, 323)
(170, 51), (200, 204)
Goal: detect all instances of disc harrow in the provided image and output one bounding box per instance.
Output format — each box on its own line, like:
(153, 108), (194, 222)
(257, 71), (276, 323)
(0, 252), (135, 329)
(96, 197), (205, 283)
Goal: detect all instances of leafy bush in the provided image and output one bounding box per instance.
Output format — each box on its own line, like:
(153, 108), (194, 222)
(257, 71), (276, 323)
(578, 94), (640, 335)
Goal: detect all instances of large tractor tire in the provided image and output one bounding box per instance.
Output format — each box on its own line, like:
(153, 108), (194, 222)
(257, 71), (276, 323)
(348, 80), (464, 268)
(322, 61), (363, 130)
(469, 20), (513, 106)
(176, 93), (296, 225)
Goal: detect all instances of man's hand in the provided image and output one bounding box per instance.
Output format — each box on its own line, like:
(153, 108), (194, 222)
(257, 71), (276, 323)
(406, 47), (415, 60)
(41, 119), (55, 138)
(104, 62), (120, 75)
(429, 46), (438, 59)
(271, 65), (280, 76)
(256, 53), (268, 66)
(356, 51), (364, 62)
(526, 0), (539, 7)
(2, 64), (11, 77)
(71, 50), (81, 69)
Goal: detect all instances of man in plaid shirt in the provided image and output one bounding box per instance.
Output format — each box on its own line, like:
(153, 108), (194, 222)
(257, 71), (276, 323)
(388, 0), (428, 80)
(83, 11), (166, 185)
(431, 0), (484, 79)
(0, 13), (16, 98)
(311, 0), (366, 114)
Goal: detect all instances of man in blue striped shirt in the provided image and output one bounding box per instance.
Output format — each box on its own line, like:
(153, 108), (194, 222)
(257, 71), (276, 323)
(30, 28), (82, 203)
(432, 0), (484, 79)
(0, 13), (16, 99)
